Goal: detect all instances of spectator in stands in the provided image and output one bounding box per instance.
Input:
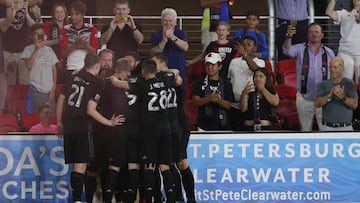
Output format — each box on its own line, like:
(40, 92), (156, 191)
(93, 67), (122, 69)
(2, 0), (36, 103)
(240, 68), (279, 131)
(59, 0), (98, 80)
(29, 102), (57, 134)
(100, 0), (144, 59)
(0, 0), (13, 113)
(191, 52), (234, 131)
(43, 3), (69, 84)
(233, 10), (268, 60)
(27, 0), (43, 24)
(151, 8), (189, 86)
(315, 56), (358, 131)
(21, 23), (58, 113)
(43, 2), (69, 57)
(227, 36), (265, 130)
(326, 0), (360, 83)
(283, 22), (335, 131)
(276, 0), (308, 61)
(200, 0), (233, 50)
(187, 22), (236, 80)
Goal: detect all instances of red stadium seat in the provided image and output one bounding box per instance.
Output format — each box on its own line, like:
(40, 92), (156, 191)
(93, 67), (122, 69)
(276, 99), (297, 118)
(189, 60), (205, 83)
(275, 99), (298, 130)
(264, 60), (273, 72)
(272, 122), (282, 130)
(185, 99), (198, 131)
(22, 113), (41, 131)
(276, 59), (296, 75)
(274, 84), (297, 100)
(260, 61), (276, 84)
(5, 85), (29, 114)
(276, 59), (296, 84)
(269, 71), (277, 85)
(51, 115), (57, 125)
(0, 113), (19, 133)
(282, 72), (297, 88)
(282, 112), (300, 130)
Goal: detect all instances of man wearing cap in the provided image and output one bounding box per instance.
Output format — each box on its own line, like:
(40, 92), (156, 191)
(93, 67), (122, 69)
(191, 52), (234, 131)
(315, 56), (358, 131)
(227, 36), (265, 130)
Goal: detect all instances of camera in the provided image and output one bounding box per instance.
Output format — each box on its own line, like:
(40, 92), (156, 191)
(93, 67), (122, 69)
(115, 15), (128, 23)
(290, 20), (297, 27)
(38, 34), (44, 41)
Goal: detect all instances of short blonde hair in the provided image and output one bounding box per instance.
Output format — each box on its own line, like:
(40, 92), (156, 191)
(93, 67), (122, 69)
(217, 22), (231, 31)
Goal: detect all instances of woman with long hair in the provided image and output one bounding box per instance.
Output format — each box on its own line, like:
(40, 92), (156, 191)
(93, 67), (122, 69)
(43, 2), (69, 56)
(239, 68), (279, 131)
(326, 0), (360, 83)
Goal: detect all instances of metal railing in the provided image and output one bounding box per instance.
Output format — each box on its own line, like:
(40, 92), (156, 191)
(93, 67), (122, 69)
(43, 13), (339, 70)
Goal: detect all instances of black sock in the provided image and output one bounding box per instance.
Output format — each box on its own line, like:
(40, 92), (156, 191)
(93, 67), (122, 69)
(180, 167), (196, 202)
(99, 169), (107, 201)
(142, 169), (155, 203)
(162, 169), (175, 203)
(116, 166), (128, 202)
(153, 168), (163, 202)
(170, 164), (184, 201)
(85, 173), (97, 203)
(127, 169), (140, 203)
(103, 169), (119, 203)
(71, 171), (84, 201)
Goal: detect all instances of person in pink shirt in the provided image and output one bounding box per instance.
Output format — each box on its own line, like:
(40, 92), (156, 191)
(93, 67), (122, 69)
(29, 102), (57, 134)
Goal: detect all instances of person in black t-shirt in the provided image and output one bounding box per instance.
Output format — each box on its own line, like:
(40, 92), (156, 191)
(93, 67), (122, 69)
(101, 58), (131, 203)
(123, 55), (142, 203)
(107, 52), (143, 203)
(100, 0), (144, 59)
(187, 22), (236, 80)
(152, 53), (182, 203)
(56, 53), (125, 203)
(191, 52), (234, 131)
(152, 52), (196, 203)
(127, 59), (179, 203)
(85, 49), (116, 203)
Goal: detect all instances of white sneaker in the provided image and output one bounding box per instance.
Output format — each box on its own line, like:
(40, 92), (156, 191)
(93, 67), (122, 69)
(73, 201), (82, 203)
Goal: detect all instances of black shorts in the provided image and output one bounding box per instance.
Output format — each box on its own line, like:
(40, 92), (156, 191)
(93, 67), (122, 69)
(127, 123), (141, 163)
(139, 123), (172, 165)
(107, 125), (128, 167)
(177, 111), (191, 160)
(63, 125), (94, 164)
(87, 123), (111, 172)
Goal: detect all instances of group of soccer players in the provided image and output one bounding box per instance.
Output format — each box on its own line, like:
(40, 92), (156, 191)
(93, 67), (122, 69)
(57, 49), (196, 203)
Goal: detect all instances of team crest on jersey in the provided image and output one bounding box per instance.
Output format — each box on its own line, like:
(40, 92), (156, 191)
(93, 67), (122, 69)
(128, 77), (138, 83)
(219, 52), (226, 61)
(94, 94), (101, 102)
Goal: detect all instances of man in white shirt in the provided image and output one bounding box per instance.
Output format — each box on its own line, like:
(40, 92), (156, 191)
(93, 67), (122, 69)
(227, 36), (265, 130)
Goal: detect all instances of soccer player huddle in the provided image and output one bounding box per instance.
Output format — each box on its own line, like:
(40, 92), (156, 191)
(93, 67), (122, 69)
(57, 50), (196, 203)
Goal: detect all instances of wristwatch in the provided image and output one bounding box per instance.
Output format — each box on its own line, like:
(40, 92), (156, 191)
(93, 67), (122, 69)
(326, 94), (332, 102)
(285, 33), (292, 39)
